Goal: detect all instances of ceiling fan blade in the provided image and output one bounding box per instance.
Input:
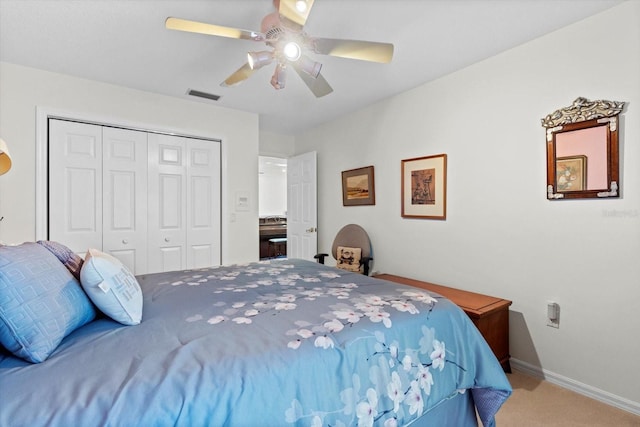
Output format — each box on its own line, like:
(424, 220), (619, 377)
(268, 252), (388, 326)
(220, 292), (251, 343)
(166, 17), (265, 41)
(220, 62), (257, 87)
(278, 0), (315, 29)
(292, 63), (333, 98)
(313, 38), (394, 63)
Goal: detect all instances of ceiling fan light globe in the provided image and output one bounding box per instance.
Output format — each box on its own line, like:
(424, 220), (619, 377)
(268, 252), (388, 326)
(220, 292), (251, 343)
(295, 0), (308, 13)
(283, 42), (301, 61)
(271, 64), (287, 90)
(300, 57), (322, 78)
(247, 51), (273, 70)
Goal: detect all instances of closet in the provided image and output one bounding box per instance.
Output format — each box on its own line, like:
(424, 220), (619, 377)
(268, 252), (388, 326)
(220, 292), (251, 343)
(48, 119), (221, 275)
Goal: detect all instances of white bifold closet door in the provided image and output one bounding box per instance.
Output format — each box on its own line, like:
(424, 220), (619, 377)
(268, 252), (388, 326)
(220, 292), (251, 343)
(147, 133), (221, 274)
(102, 127), (149, 274)
(49, 120), (105, 256)
(48, 119), (221, 275)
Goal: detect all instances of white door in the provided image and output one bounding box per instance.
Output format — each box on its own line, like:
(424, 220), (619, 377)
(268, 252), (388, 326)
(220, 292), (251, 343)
(49, 120), (103, 255)
(49, 119), (222, 275)
(102, 127), (148, 274)
(287, 151), (317, 260)
(186, 139), (221, 269)
(147, 133), (188, 274)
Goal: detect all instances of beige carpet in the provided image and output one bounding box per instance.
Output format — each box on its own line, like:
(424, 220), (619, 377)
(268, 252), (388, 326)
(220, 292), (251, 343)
(495, 369), (640, 426)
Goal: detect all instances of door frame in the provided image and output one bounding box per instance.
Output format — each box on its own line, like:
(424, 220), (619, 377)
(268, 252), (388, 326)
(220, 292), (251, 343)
(35, 107), (224, 259)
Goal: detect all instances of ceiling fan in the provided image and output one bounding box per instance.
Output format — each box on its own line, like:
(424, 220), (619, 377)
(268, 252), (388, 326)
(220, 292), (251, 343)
(165, 0), (394, 98)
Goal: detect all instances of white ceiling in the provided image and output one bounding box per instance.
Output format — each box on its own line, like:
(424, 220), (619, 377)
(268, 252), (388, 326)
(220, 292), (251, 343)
(0, 0), (623, 135)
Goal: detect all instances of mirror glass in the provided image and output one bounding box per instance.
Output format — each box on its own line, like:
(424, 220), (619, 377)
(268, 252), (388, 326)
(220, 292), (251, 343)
(542, 98), (624, 200)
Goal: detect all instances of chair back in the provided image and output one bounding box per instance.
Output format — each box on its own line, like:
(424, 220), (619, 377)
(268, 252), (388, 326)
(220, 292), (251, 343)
(331, 224), (371, 260)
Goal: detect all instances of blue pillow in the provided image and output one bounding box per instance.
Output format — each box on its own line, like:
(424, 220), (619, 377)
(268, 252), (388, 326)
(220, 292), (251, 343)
(0, 242), (96, 363)
(80, 249), (142, 326)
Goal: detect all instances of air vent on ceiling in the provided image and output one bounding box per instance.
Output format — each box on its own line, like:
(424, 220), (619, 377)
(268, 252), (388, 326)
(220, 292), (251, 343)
(187, 89), (221, 101)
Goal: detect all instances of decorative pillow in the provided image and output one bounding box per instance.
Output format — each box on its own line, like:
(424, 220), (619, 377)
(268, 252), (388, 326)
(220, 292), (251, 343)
(80, 249), (142, 326)
(336, 246), (362, 272)
(36, 240), (84, 281)
(0, 242), (96, 363)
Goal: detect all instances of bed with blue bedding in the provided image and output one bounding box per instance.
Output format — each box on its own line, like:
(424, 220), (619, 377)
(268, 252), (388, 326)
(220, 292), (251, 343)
(0, 244), (510, 427)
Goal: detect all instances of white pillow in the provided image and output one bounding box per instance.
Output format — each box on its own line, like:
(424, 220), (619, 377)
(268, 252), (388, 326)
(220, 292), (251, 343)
(80, 248), (143, 326)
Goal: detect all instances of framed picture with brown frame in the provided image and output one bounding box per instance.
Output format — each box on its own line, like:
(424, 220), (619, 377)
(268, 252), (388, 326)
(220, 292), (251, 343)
(401, 154), (447, 219)
(342, 166), (375, 206)
(555, 155), (587, 192)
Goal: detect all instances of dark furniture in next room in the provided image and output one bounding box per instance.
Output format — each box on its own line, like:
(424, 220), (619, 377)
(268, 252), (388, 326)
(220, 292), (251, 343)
(259, 216), (287, 259)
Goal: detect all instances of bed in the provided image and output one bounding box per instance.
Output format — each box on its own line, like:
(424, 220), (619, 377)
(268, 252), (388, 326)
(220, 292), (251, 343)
(0, 242), (511, 426)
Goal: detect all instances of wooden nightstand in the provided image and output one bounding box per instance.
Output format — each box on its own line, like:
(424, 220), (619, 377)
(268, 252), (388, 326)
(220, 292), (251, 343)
(374, 274), (512, 372)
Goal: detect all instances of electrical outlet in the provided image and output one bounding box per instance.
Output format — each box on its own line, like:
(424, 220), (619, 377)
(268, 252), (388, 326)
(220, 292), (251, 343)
(547, 301), (560, 328)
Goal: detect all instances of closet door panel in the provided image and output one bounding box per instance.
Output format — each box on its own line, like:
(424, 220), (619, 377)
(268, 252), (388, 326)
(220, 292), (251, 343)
(159, 174), (183, 228)
(158, 246), (183, 273)
(186, 140), (221, 269)
(67, 169), (99, 231)
(147, 134), (187, 274)
(102, 127), (148, 274)
(49, 120), (103, 255)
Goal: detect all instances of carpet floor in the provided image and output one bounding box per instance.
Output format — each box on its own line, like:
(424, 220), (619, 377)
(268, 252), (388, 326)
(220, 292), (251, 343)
(494, 369), (640, 426)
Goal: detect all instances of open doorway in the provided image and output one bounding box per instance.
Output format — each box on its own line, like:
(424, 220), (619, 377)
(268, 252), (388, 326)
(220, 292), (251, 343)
(258, 156), (287, 259)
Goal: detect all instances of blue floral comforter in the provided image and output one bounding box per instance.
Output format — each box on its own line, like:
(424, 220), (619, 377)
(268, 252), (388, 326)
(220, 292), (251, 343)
(0, 259), (511, 426)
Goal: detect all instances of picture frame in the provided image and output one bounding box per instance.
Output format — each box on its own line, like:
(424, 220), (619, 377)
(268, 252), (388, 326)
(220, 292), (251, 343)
(555, 155), (587, 192)
(342, 166), (375, 206)
(401, 154), (447, 219)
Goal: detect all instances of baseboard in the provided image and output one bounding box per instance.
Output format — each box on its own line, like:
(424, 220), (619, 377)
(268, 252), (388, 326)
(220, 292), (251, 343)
(510, 358), (640, 416)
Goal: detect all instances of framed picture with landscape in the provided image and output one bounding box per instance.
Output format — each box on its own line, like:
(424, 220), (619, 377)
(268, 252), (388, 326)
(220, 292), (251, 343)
(401, 154), (447, 219)
(342, 166), (375, 206)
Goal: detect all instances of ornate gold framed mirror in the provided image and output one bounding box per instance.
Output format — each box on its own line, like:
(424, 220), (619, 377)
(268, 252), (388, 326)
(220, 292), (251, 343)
(542, 97), (625, 200)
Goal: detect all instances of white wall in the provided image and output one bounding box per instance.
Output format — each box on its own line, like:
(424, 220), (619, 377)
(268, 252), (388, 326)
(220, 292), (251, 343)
(258, 131), (295, 218)
(259, 156), (287, 217)
(0, 62), (259, 264)
(294, 2), (640, 409)
(259, 130), (295, 158)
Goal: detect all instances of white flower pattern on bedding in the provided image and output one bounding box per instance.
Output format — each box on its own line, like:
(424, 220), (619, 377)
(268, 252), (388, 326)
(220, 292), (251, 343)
(285, 327), (465, 426)
(167, 261), (465, 426)
(177, 263), (438, 349)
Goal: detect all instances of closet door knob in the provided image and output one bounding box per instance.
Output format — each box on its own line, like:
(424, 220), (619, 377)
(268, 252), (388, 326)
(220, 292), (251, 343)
(122, 239), (128, 244)
(164, 237), (170, 242)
